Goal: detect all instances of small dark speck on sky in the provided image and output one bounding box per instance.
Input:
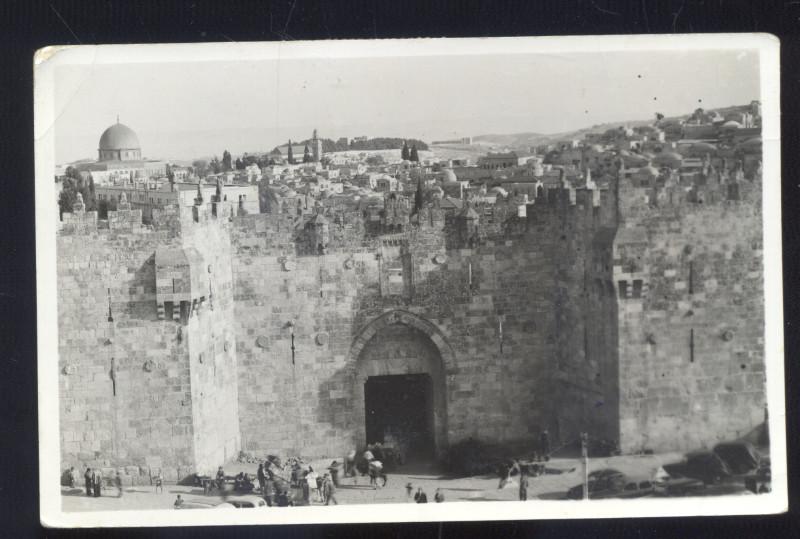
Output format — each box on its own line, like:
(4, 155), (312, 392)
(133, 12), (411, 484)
(698, 98), (703, 103)
(637, 74), (642, 78)
(653, 97), (657, 100)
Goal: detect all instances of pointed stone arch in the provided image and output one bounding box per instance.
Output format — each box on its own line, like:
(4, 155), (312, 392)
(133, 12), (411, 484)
(349, 309), (455, 456)
(349, 309), (456, 374)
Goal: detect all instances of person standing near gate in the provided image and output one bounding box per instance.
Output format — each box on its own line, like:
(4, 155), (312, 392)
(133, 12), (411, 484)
(257, 463), (266, 494)
(115, 470), (123, 498)
(84, 468), (92, 496)
(519, 471), (529, 501)
(92, 469), (102, 497)
(539, 429), (551, 460)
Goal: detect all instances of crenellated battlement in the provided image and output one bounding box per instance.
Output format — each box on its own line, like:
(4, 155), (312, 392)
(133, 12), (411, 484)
(59, 197), (239, 238)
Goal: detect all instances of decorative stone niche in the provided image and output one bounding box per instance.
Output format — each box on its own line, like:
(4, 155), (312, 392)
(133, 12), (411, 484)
(344, 259), (355, 270)
(62, 364), (77, 375)
(256, 336), (269, 349)
(281, 258), (295, 271)
(721, 329), (735, 342)
(433, 254), (447, 265)
(143, 359), (156, 372)
(316, 333), (329, 346)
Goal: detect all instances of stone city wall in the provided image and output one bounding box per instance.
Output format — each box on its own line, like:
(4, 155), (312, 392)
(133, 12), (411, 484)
(614, 179), (765, 452)
(58, 203), (240, 480)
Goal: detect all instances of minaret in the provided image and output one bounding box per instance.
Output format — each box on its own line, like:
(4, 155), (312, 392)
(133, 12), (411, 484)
(312, 128), (322, 162)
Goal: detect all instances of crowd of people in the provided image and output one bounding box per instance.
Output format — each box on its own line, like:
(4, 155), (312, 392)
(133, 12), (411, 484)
(69, 467), (124, 498)
(66, 435), (551, 507)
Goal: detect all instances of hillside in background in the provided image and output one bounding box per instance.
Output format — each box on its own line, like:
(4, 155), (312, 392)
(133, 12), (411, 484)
(465, 103), (753, 152)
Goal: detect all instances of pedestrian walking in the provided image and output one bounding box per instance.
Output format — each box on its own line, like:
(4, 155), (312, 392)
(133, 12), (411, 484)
(414, 487), (428, 503)
(497, 461), (510, 489)
(519, 471), (529, 501)
(434, 488), (445, 503)
(115, 471), (123, 498)
(323, 473), (338, 505)
(84, 468), (92, 496)
(405, 482), (414, 502)
(154, 470), (164, 493)
(305, 466), (319, 503)
(68, 467), (76, 488)
(174, 494), (184, 508)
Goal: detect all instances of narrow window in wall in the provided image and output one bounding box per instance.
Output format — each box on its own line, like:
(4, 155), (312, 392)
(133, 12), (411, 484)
(688, 261), (694, 294)
(618, 280), (629, 299)
(632, 279), (643, 299)
(689, 328), (695, 363)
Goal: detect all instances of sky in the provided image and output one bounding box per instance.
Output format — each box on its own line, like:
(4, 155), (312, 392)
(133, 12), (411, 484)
(52, 49), (760, 164)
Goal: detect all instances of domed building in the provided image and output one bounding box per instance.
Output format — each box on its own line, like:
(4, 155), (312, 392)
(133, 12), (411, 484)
(98, 121), (142, 162)
(71, 119), (166, 187)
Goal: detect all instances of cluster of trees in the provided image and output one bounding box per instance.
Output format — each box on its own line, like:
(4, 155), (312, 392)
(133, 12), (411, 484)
(401, 141), (420, 162)
(57, 166), (95, 219)
(293, 137), (428, 153)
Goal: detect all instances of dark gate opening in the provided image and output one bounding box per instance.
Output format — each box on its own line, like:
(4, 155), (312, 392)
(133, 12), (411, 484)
(364, 374), (434, 460)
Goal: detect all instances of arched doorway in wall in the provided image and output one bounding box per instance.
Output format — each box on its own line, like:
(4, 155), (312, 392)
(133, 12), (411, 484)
(350, 310), (454, 461)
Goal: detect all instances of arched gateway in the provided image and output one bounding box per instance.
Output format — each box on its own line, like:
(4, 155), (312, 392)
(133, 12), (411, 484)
(350, 310), (455, 460)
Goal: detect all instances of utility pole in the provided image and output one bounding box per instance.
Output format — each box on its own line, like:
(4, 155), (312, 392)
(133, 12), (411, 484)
(581, 432), (589, 500)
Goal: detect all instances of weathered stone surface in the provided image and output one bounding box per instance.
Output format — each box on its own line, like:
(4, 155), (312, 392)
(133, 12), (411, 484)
(57, 177), (765, 473)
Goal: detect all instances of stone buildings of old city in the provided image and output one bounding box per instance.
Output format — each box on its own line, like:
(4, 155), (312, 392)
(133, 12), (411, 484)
(57, 105), (766, 482)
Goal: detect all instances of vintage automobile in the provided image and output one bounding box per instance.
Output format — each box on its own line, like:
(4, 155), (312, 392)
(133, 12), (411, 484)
(220, 495), (268, 508)
(174, 500), (219, 510)
(661, 436), (770, 493)
(566, 469), (655, 500)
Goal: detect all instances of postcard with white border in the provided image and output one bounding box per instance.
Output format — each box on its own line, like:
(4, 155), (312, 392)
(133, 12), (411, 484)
(35, 34), (786, 527)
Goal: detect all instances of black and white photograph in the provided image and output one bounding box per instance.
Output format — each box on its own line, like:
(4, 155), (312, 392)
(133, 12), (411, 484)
(34, 35), (785, 527)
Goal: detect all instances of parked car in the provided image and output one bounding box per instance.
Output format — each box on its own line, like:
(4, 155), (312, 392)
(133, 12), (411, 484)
(175, 500), (220, 510)
(662, 450), (731, 485)
(222, 495), (269, 508)
(566, 469), (655, 500)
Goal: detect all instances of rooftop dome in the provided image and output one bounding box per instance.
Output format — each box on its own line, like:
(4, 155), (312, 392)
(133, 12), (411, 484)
(441, 168), (458, 184)
(99, 122), (140, 151)
(97, 121), (142, 162)
(738, 137), (762, 154)
(634, 165), (660, 179)
(652, 151), (682, 167)
(689, 142), (718, 156)
(722, 120), (742, 129)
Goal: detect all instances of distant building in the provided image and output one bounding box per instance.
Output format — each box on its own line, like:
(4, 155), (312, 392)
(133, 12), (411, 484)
(72, 120), (167, 183)
(95, 181), (258, 222)
(271, 129), (323, 163)
(478, 152), (533, 170)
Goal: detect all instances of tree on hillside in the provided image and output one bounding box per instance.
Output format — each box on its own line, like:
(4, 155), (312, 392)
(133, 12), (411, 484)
(303, 145), (312, 163)
(654, 112), (664, 125)
(192, 159), (209, 177)
(401, 141), (410, 160)
(222, 150), (232, 171)
(287, 140), (294, 164)
(210, 156), (222, 174)
(235, 158), (245, 170)
(409, 144), (419, 162)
